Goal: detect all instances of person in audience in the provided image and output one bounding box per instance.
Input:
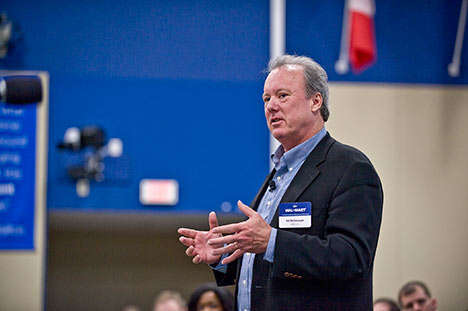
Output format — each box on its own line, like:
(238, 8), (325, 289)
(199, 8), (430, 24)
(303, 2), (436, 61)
(398, 281), (437, 311)
(188, 283), (233, 311)
(374, 297), (400, 311)
(153, 290), (187, 311)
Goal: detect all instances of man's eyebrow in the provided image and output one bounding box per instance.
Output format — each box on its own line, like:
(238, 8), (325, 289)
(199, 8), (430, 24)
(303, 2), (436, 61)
(265, 88), (290, 94)
(263, 87), (291, 96)
(276, 88), (291, 93)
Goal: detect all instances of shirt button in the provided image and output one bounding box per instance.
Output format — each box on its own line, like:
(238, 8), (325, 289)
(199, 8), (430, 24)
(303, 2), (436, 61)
(277, 176), (281, 181)
(243, 280), (247, 285)
(267, 201), (271, 206)
(289, 167), (293, 171)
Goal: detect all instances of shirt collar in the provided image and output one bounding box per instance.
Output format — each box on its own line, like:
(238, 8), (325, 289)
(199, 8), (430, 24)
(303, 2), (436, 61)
(271, 127), (327, 171)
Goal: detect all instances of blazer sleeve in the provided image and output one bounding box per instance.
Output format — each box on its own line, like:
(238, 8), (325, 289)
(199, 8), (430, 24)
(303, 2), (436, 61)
(271, 160), (383, 281)
(212, 259), (238, 286)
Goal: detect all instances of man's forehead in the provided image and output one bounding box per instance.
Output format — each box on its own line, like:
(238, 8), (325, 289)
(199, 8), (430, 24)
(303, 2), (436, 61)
(402, 286), (428, 302)
(411, 286), (427, 296)
(264, 65), (304, 91)
(269, 64), (303, 76)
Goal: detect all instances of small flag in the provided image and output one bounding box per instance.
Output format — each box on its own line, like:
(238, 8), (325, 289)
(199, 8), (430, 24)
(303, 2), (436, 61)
(335, 0), (377, 74)
(349, 0), (377, 72)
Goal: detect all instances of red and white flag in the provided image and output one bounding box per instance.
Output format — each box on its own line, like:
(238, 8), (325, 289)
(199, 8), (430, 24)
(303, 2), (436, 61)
(335, 0), (377, 74)
(349, 0), (376, 72)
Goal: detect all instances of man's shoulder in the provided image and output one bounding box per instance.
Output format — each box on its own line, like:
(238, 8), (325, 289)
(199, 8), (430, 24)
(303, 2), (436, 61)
(327, 136), (374, 165)
(324, 136), (382, 188)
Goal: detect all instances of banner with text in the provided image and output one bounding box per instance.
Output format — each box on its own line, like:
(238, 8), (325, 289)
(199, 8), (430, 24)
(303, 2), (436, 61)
(0, 103), (36, 250)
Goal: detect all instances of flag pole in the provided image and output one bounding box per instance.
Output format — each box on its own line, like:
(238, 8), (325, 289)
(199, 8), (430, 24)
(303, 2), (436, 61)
(269, 0), (285, 167)
(335, 0), (350, 75)
(448, 0), (468, 77)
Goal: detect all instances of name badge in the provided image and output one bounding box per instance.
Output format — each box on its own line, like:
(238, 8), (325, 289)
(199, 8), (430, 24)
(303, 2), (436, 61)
(279, 202), (312, 228)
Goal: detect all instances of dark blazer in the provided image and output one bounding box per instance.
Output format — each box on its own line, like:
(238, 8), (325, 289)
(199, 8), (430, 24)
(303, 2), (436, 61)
(214, 133), (383, 311)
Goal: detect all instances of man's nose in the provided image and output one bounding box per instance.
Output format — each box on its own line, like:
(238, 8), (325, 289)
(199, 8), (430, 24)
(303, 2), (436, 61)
(266, 97), (279, 111)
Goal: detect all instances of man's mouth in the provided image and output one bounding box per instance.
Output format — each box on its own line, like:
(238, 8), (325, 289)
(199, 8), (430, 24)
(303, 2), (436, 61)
(271, 117), (283, 126)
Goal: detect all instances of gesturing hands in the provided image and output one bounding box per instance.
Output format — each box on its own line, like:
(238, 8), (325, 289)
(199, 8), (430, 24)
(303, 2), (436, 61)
(178, 200), (272, 266)
(178, 211), (222, 265)
(209, 200), (272, 264)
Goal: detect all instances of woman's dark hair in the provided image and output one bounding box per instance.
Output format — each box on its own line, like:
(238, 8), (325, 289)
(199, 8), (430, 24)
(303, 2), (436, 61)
(188, 283), (234, 311)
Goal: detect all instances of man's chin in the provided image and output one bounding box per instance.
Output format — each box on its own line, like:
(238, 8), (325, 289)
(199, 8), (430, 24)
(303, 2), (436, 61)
(271, 131), (286, 143)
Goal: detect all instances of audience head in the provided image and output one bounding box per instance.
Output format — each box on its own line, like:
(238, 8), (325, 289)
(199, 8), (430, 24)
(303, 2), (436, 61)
(398, 281), (437, 311)
(153, 290), (187, 311)
(374, 297), (400, 311)
(188, 283), (234, 311)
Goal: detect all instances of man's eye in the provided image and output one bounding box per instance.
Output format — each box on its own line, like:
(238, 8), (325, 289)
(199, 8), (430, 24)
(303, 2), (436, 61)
(263, 96), (270, 103)
(279, 93), (288, 99)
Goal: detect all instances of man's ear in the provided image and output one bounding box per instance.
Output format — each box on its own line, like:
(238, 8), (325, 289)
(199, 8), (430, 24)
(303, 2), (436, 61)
(310, 92), (323, 113)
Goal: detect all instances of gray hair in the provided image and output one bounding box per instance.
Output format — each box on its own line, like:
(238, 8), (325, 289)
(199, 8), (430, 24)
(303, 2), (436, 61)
(267, 55), (330, 122)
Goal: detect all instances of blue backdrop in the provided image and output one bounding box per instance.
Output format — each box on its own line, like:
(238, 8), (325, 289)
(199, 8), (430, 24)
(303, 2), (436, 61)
(1, 0), (467, 214)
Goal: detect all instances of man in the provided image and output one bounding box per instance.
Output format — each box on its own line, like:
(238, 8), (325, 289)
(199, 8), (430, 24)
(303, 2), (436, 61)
(374, 298), (400, 311)
(398, 281), (438, 311)
(178, 55), (383, 310)
(153, 290), (187, 311)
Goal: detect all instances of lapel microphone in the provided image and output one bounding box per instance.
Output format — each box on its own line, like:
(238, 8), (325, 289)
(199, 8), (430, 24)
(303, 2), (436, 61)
(268, 180), (276, 191)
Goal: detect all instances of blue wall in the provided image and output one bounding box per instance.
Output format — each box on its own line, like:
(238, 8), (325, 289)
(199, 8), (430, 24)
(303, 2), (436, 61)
(1, 0), (467, 213)
(287, 0), (468, 84)
(2, 0), (270, 213)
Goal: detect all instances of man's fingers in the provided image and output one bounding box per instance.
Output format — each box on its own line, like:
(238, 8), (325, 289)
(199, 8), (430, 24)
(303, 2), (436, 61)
(237, 200), (255, 217)
(185, 245), (195, 257)
(222, 249), (244, 265)
(177, 228), (198, 238)
(208, 234), (236, 246)
(192, 255), (201, 264)
(211, 242), (238, 256)
(179, 236), (194, 247)
(208, 211), (219, 230)
(212, 223), (241, 235)
(206, 240), (225, 249)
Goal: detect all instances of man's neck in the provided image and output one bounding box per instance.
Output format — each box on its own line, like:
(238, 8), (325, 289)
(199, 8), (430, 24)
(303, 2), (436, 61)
(282, 124), (325, 152)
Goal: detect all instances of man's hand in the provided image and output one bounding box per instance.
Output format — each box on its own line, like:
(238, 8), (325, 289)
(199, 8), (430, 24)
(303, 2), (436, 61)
(178, 211), (222, 265)
(208, 200), (272, 265)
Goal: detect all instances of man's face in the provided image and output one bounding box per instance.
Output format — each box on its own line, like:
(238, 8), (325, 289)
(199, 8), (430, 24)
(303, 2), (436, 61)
(154, 300), (185, 311)
(400, 286), (437, 311)
(263, 65), (322, 151)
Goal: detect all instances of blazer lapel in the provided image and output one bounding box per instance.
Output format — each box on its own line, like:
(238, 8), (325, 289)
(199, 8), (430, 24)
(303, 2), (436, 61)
(270, 133), (335, 227)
